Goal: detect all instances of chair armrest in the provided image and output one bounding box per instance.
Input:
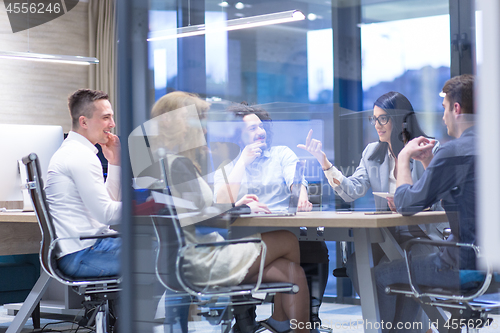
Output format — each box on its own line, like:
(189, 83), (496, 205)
(52, 234), (120, 244)
(403, 238), (492, 302)
(49, 234), (121, 257)
(80, 234), (121, 240)
(404, 238), (469, 252)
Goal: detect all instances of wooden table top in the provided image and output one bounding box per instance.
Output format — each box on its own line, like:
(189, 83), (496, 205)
(232, 210), (447, 228)
(0, 212), (39, 255)
(0, 211), (37, 223)
(0, 211), (448, 228)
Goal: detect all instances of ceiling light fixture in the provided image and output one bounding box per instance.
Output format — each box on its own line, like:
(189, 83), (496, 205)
(0, 51), (99, 65)
(307, 13), (317, 21)
(148, 10), (305, 41)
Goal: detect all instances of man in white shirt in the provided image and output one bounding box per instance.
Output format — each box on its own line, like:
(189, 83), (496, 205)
(45, 89), (121, 278)
(214, 105), (312, 211)
(214, 104), (323, 333)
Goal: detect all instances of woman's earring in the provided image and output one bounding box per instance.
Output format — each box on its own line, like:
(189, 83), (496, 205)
(398, 129), (410, 144)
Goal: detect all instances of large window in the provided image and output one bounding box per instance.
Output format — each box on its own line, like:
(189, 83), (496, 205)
(348, 0), (452, 211)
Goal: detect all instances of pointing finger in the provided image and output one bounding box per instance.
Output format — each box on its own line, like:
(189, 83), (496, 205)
(305, 129), (313, 147)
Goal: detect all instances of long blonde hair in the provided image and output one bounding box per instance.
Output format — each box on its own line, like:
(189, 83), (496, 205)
(151, 91), (210, 171)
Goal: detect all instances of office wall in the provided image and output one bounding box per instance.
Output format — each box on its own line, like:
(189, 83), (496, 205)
(0, 0), (89, 132)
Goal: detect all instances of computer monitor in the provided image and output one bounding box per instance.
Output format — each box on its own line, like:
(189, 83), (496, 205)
(0, 124), (64, 209)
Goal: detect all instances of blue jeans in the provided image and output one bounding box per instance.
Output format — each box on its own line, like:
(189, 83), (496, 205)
(374, 253), (459, 333)
(57, 238), (121, 278)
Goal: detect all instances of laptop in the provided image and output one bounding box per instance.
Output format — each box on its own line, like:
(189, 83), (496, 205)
(239, 159), (306, 217)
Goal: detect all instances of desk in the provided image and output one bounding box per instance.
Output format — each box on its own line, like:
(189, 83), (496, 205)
(232, 211), (449, 333)
(0, 212), (39, 256)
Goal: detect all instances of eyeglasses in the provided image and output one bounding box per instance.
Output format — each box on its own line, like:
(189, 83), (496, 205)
(368, 115), (390, 126)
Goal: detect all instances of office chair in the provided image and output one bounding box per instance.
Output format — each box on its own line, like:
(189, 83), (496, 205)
(151, 214), (299, 333)
(22, 153), (121, 333)
(386, 238), (500, 333)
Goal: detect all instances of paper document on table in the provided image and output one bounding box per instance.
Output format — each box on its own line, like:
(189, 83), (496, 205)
(372, 192), (394, 199)
(151, 191), (198, 210)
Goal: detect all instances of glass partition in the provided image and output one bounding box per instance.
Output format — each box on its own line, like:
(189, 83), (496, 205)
(117, 0), (492, 332)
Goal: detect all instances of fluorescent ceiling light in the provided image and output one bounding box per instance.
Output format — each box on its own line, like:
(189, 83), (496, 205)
(307, 13), (317, 21)
(148, 10), (305, 41)
(0, 51), (99, 65)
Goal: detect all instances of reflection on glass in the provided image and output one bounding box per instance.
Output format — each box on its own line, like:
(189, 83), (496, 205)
(149, 10), (178, 100)
(206, 11), (229, 96)
(307, 29), (333, 103)
(475, 10), (482, 66)
(130, 91), (315, 332)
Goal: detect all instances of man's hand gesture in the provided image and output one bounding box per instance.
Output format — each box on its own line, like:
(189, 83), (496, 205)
(240, 142), (266, 166)
(400, 136), (435, 169)
(99, 133), (121, 166)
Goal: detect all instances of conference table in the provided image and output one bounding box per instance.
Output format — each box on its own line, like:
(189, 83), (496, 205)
(231, 210), (449, 333)
(0, 212), (39, 256)
(0, 210), (449, 333)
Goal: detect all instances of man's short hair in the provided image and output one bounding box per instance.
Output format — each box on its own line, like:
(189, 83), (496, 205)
(68, 89), (109, 128)
(442, 74), (475, 114)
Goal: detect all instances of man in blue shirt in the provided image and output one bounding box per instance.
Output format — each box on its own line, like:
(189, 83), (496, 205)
(375, 74), (476, 332)
(214, 104), (311, 212)
(214, 104), (325, 333)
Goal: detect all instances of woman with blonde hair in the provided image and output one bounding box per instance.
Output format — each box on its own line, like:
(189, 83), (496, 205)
(152, 91), (312, 333)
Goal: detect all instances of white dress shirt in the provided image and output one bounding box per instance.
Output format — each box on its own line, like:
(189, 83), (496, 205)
(45, 131), (121, 258)
(213, 146), (307, 211)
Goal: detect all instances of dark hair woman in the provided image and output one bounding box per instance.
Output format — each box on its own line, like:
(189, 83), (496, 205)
(298, 91), (437, 211)
(368, 91), (432, 164)
(297, 92), (445, 317)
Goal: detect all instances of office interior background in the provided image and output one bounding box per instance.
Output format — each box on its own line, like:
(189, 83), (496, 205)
(1, 0), (500, 332)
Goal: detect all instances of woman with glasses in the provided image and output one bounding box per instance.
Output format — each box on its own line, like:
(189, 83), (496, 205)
(299, 92), (446, 320)
(299, 91), (438, 211)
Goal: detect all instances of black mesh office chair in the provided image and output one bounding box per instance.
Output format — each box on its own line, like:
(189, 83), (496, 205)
(22, 153), (121, 333)
(151, 213), (299, 333)
(152, 155), (300, 333)
(386, 238), (500, 333)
